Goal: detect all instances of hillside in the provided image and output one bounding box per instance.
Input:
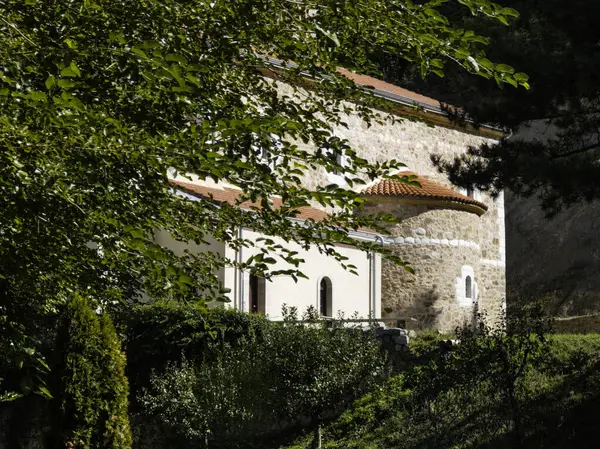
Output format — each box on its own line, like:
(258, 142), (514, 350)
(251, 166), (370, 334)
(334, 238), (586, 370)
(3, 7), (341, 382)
(283, 335), (600, 449)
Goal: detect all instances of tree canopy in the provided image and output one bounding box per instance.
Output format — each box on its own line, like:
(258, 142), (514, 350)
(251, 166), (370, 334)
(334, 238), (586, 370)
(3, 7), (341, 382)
(0, 0), (525, 399)
(376, 0), (600, 213)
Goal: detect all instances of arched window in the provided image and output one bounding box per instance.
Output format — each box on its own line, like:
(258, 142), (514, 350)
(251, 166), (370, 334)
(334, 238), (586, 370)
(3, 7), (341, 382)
(249, 273), (266, 315)
(319, 277), (333, 317)
(465, 276), (473, 299)
(456, 266), (476, 307)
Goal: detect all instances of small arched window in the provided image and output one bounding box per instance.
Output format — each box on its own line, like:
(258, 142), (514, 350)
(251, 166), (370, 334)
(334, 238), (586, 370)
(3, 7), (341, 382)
(465, 276), (473, 299)
(319, 277), (333, 317)
(249, 273), (266, 315)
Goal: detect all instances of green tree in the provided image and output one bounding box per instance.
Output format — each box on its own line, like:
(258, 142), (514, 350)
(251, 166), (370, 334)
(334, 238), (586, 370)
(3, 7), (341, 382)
(55, 296), (132, 449)
(140, 306), (387, 449)
(0, 0), (525, 397)
(373, 0), (600, 213)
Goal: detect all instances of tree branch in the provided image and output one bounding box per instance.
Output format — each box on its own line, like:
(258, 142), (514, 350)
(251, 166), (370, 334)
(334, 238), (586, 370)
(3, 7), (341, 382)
(551, 141), (600, 160)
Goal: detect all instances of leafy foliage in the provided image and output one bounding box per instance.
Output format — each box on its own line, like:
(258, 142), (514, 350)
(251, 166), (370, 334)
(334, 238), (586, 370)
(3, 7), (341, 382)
(139, 306), (387, 448)
(376, 0), (600, 213)
(285, 321), (600, 449)
(0, 0), (525, 397)
(55, 296), (132, 449)
(119, 303), (268, 397)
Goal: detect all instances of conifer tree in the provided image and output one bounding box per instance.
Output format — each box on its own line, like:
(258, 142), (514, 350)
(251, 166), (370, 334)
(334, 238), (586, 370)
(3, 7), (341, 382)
(56, 296), (132, 449)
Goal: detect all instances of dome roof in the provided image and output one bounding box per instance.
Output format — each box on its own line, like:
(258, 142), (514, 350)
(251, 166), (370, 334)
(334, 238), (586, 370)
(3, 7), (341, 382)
(362, 172), (488, 214)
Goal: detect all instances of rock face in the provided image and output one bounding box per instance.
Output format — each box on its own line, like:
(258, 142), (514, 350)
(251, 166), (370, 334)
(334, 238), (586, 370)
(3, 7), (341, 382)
(506, 191), (600, 316)
(506, 120), (600, 317)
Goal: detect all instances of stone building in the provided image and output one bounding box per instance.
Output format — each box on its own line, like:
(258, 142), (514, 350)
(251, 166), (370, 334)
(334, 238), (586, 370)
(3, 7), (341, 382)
(359, 173), (503, 331)
(169, 70), (507, 333)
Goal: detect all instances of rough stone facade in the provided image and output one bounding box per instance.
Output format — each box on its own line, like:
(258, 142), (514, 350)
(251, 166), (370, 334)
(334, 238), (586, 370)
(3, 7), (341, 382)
(359, 199), (504, 333)
(278, 81), (507, 333)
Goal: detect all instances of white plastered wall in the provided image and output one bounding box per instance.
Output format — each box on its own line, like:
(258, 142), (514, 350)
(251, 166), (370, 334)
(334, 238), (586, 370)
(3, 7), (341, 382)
(153, 229), (235, 304)
(235, 229), (380, 320)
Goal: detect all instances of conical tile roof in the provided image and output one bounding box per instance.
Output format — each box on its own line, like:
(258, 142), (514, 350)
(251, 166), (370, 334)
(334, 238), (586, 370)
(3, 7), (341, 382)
(362, 172), (487, 213)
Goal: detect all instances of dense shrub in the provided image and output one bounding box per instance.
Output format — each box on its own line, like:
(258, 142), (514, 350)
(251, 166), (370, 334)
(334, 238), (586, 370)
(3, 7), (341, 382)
(118, 302), (268, 397)
(137, 305), (387, 448)
(284, 327), (600, 449)
(55, 296), (132, 449)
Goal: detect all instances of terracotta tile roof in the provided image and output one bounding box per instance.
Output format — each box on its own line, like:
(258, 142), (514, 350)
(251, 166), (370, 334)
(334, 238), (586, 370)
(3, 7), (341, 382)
(337, 68), (442, 110)
(362, 172), (488, 212)
(170, 179), (330, 222)
(261, 58), (503, 138)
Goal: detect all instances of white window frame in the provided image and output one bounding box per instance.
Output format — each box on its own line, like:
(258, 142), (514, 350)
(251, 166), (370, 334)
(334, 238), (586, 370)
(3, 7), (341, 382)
(317, 276), (333, 318)
(456, 265), (477, 307)
(325, 149), (348, 185)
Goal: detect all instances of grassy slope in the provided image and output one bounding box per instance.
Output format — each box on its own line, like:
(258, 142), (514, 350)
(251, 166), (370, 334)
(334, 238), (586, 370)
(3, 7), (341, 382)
(283, 334), (600, 449)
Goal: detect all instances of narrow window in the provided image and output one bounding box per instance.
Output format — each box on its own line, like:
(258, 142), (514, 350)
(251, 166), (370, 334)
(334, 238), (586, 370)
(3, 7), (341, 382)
(326, 147), (344, 176)
(319, 277), (332, 317)
(332, 151), (344, 175)
(466, 186), (475, 198)
(465, 276), (473, 299)
(249, 273), (266, 314)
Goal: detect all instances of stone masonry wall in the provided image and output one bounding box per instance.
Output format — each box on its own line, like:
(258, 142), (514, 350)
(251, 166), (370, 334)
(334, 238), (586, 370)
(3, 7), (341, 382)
(274, 81), (506, 332)
(479, 264), (506, 326)
(360, 200), (494, 333)
(275, 82), (494, 187)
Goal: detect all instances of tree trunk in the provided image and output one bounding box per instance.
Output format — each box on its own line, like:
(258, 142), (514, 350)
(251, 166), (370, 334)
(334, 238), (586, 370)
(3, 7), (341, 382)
(507, 381), (523, 447)
(311, 422), (322, 449)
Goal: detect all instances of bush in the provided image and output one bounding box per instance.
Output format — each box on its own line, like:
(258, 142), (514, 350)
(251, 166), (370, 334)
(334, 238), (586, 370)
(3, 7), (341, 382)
(282, 308), (600, 449)
(55, 296), (132, 449)
(119, 302), (268, 398)
(138, 305), (388, 448)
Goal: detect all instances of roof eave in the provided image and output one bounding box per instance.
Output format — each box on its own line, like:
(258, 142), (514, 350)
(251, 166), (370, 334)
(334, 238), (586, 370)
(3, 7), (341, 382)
(361, 195), (488, 216)
(258, 60), (505, 140)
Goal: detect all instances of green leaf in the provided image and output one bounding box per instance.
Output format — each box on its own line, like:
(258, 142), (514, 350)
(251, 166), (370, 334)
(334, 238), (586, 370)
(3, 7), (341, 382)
(315, 25), (340, 47)
(478, 58), (494, 70)
(64, 38), (77, 49)
(128, 229), (145, 239)
(60, 67), (78, 78)
(514, 72), (529, 82)
(424, 8), (442, 20)
(45, 75), (55, 90)
(166, 53), (188, 65)
(57, 79), (77, 88)
(69, 62), (81, 77)
(495, 64), (515, 74)
(502, 7), (520, 18)
(131, 46), (148, 59)
(455, 48), (470, 60)
(108, 31), (125, 43)
(28, 91), (47, 101)
(178, 275), (194, 285)
(36, 386), (53, 399)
